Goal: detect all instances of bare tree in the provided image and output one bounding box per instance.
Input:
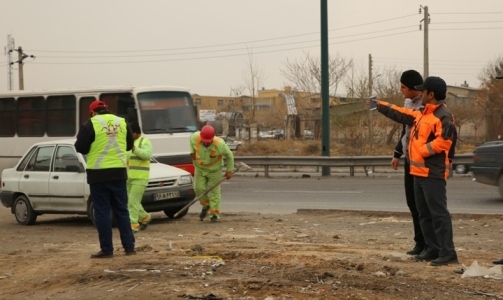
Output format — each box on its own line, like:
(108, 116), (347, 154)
(242, 48), (266, 127)
(476, 57), (503, 141)
(340, 65), (403, 152)
(372, 68), (403, 145)
(280, 52), (353, 139)
(237, 49), (265, 139)
(280, 51), (353, 97)
(447, 100), (474, 147)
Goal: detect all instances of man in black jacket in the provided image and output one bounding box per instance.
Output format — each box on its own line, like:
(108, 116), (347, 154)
(391, 70), (425, 256)
(75, 100), (136, 258)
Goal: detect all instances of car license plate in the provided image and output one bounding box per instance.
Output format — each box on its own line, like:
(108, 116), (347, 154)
(153, 191), (180, 201)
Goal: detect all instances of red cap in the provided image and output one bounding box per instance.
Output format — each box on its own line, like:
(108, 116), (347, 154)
(200, 125), (215, 143)
(89, 100), (108, 113)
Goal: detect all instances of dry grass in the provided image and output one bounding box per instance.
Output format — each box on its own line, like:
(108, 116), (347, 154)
(235, 139), (476, 157)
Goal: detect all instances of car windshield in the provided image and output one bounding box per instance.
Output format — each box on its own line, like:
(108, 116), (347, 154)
(137, 91), (197, 134)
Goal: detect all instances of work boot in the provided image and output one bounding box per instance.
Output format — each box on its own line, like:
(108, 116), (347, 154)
(90, 251), (113, 259)
(199, 206), (209, 221)
(430, 254), (458, 266)
(210, 215), (219, 223)
(414, 251), (439, 262)
(406, 245), (424, 255)
(139, 214), (152, 231)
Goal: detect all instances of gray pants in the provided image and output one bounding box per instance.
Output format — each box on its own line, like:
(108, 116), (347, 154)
(414, 176), (456, 257)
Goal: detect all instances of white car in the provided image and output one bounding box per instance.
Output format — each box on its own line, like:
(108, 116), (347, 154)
(0, 140), (195, 225)
(220, 136), (244, 151)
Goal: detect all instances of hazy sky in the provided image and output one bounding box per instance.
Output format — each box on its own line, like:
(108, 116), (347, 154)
(1, 1), (502, 96)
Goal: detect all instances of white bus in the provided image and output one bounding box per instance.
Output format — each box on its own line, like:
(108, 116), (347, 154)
(0, 86), (198, 175)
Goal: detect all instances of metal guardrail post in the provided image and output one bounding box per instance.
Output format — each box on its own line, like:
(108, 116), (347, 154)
(265, 165), (269, 177)
(350, 166), (354, 177)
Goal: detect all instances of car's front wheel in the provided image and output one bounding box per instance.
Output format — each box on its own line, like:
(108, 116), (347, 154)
(87, 199), (117, 227)
(164, 206), (188, 219)
(14, 195), (37, 225)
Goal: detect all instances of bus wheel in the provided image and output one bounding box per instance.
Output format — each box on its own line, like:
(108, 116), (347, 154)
(87, 199), (117, 227)
(164, 207), (188, 219)
(14, 195), (37, 225)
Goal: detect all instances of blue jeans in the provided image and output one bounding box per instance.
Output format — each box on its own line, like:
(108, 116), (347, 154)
(90, 180), (135, 254)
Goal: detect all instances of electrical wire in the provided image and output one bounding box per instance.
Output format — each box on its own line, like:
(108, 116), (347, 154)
(434, 21), (503, 24)
(435, 12), (503, 15)
(32, 30), (418, 65)
(26, 14), (418, 54)
(35, 25), (418, 59)
(432, 26), (503, 31)
(16, 10), (503, 67)
(375, 57), (489, 62)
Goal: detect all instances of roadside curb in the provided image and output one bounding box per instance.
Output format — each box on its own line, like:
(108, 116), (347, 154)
(296, 209), (503, 219)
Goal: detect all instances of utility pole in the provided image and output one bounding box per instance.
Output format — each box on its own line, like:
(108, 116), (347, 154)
(368, 54), (374, 160)
(320, 0), (331, 176)
(11, 46), (35, 90)
(4, 35), (15, 90)
(419, 5), (429, 78)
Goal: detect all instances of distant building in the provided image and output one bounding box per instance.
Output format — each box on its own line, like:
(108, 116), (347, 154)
(192, 83), (488, 143)
(446, 84), (486, 143)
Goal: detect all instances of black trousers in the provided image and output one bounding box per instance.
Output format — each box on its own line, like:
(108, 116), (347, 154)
(414, 176), (456, 257)
(404, 162), (424, 248)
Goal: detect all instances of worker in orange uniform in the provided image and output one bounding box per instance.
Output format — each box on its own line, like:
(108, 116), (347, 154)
(190, 125), (234, 222)
(372, 76), (458, 266)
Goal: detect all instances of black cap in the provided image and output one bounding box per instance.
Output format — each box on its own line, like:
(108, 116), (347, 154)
(414, 76), (447, 100)
(400, 70), (423, 90)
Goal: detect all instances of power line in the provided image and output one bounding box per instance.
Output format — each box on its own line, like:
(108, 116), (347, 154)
(435, 21), (503, 24)
(35, 25), (418, 59)
(435, 12), (503, 15)
(31, 30), (418, 65)
(432, 26), (503, 31)
(375, 57), (488, 63)
(26, 14), (419, 54)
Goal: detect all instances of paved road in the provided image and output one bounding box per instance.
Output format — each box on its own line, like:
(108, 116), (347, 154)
(219, 174), (502, 215)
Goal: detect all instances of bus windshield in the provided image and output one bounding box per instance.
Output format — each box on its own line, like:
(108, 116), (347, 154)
(137, 91), (197, 134)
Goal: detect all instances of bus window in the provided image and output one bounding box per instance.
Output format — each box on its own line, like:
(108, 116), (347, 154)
(47, 95), (76, 137)
(17, 96), (45, 137)
(79, 96), (96, 126)
(100, 93), (135, 121)
(0, 97), (16, 137)
(137, 91), (196, 133)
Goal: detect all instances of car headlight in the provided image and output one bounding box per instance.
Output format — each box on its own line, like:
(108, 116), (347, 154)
(178, 175), (193, 185)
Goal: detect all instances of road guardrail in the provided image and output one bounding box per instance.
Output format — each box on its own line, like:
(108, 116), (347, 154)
(234, 153), (474, 177)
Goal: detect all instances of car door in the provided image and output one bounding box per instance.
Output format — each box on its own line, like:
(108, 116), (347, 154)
(18, 146), (54, 211)
(49, 145), (87, 212)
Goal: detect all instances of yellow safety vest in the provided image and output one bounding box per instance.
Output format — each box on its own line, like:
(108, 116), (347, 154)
(128, 137), (150, 180)
(87, 114), (127, 170)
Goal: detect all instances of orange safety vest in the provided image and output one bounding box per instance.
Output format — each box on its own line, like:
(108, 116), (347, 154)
(193, 135), (222, 167)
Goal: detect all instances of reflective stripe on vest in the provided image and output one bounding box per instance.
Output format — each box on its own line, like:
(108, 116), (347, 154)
(87, 115), (127, 170)
(128, 137), (150, 179)
(194, 135), (222, 167)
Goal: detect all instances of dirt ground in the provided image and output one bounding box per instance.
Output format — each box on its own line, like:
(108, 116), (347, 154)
(1, 208), (503, 300)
